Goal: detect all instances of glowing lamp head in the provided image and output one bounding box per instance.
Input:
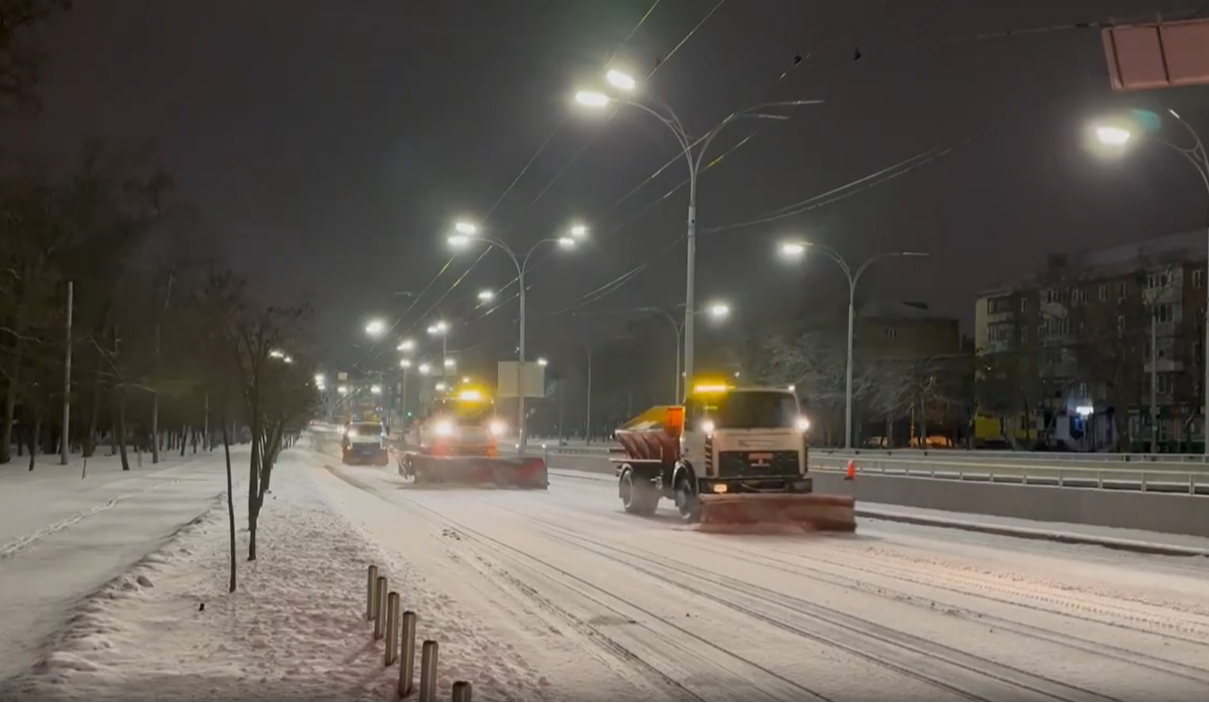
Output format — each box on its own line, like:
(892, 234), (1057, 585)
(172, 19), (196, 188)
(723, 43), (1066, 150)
(1095, 126), (1132, 146)
(606, 69), (637, 92)
(575, 90), (610, 107)
(779, 241), (807, 258)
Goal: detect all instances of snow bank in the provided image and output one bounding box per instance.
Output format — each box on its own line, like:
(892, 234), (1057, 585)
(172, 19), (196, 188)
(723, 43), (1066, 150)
(3, 452), (547, 701)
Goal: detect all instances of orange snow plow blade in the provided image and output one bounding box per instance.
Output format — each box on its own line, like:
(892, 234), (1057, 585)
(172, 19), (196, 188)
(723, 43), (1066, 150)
(698, 493), (856, 532)
(411, 455), (548, 489)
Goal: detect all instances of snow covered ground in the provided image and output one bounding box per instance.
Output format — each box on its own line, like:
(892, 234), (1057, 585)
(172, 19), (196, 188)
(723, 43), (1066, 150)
(4, 437), (1209, 700)
(0, 449), (237, 690)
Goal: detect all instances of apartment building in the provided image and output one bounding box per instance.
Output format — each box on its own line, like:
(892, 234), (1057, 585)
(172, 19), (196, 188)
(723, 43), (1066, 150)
(856, 300), (962, 357)
(974, 230), (1207, 451)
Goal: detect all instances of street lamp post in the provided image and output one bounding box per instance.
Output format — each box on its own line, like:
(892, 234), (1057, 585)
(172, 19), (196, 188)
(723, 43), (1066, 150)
(399, 358), (411, 429)
(778, 241), (928, 449)
(638, 303), (731, 401)
(448, 222), (586, 450)
(1093, 110), (1209, 455)
(575, 73), (822, 397)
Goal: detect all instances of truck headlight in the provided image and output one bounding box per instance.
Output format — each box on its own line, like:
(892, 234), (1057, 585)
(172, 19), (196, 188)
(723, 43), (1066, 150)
(796, 416), (811, 432)
(489, 420), (507, 437)
(434, 420), (455, 436)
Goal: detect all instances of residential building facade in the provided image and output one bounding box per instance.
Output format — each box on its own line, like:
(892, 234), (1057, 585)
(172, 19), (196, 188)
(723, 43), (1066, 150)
(974, 231), (1206, 451)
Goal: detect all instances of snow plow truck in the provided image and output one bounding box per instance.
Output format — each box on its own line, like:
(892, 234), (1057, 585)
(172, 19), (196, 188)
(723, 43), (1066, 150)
(611, 378), (855, 531)
(398, 384), (548, 489)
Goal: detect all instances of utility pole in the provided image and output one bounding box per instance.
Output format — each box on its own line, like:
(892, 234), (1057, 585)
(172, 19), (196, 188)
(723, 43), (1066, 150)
(151, 273), (175, 464)
(60, 281), (73, 465)
(203, 392), (210, 451)
(1151, 307), (1159, 454)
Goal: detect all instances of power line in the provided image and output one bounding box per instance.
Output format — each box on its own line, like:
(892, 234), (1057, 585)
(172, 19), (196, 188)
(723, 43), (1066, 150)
(353, 2), (667, 367)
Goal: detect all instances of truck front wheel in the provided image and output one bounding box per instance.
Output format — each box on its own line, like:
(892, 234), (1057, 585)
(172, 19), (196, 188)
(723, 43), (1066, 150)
(620, 467), (659, 516)
(674, 475), (701, 523)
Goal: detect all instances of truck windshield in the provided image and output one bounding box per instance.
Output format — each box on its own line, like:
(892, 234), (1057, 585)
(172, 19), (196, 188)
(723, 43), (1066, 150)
(692, 391), (799, 429)
(349, 423), (381, 436)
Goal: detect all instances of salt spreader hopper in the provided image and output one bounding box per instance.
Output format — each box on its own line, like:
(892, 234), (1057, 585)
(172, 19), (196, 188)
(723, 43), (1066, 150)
(610, 379), (855, 531)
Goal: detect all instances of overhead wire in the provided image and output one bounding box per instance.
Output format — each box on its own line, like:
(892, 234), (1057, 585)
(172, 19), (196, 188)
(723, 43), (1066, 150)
(417, 0), (737, 336)
(353, 0), (665, 367)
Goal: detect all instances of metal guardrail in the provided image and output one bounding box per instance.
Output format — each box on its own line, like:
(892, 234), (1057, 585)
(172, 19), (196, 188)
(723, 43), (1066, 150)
(525, 439), (1209, 465)
(512, 443), (1209, 496)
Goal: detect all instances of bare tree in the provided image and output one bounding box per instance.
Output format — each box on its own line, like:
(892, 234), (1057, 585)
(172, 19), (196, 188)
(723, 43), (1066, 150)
(0, 0), (70, 117)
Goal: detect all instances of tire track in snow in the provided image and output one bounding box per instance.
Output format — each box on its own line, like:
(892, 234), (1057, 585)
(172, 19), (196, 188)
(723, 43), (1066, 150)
(323, 465), (828, 702)
(528, 516), (1111, 702)
(766, 541), (1209, 642)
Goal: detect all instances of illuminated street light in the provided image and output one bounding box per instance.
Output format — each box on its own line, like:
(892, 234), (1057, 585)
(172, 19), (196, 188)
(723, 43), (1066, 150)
(445, 225), (585, 451)
(574, 75), (824, 392)
(443, 358), (455, 368)
(448, 234), (471, 248)
(575, 90), (610, 107)
(370, 384), (382, 395)
(1095, 125), (1132, 146)
(282, 355), (293, 364)
(428, 321), (449, 335)
(337, 385), (349, 395)
(314, 374), (325, 384)
(418, 363), (431, 374)
(462, 376), (470, 383)
(455, 221), (478, 235)
(606, 69), (636, 92)
(707, 302), (731, 318)
(365, 319), (386, 336)
(435, 382), (447, 392)
(399, 359), (411, 369)
(477, 289), (495, 301)
(778, 241), (807, 258)
(776, 239), (928, 449)
(537, 357), (549, 366)
(396, 338), (415, 352)
(269, 349), (285, 359)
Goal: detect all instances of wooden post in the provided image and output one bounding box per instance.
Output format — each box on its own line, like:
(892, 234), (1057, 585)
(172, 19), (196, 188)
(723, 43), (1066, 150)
(452, 681), (473, 701)
(384, 591), (400, 666)
(418, 640), (438, 702)
(397, 610), (417, 697)
(374, 576), (387, 640)
(366, 565), (378, 621)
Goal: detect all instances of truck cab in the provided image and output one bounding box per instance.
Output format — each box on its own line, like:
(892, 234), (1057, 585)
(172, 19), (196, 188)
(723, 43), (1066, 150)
(613, 378), (814, 522)
(416, 386), (508, 457)
(681, 382), (812, 486)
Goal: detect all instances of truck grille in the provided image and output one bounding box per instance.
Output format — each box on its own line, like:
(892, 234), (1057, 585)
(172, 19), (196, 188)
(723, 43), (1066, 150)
(717, 450), (800, 477)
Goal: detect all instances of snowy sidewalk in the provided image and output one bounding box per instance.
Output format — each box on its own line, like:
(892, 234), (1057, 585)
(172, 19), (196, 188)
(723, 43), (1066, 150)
(2, 451), (549, 701)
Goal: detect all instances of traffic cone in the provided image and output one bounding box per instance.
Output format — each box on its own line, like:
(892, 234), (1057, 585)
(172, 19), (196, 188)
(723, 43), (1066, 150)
(844, 459), (855, 481)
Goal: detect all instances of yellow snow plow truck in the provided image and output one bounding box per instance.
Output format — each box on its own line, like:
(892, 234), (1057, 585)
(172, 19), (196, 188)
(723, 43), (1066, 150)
(398, 384), (548, 489)
(611, 378), (855, 531)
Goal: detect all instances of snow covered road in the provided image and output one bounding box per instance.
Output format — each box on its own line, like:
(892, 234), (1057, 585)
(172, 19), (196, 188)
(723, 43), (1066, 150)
(321, 460), (1209, 701)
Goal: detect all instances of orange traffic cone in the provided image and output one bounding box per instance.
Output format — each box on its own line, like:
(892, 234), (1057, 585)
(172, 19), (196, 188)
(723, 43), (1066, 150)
(844, 459), (855, 481)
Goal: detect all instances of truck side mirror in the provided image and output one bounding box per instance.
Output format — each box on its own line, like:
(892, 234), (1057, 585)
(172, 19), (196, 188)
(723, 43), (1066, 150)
(665, 406), (684, 438)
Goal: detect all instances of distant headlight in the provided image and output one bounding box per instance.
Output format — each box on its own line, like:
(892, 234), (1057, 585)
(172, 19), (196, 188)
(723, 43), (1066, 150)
(796, 416), (811, 432)
(489, 419), (507, 437)
(699, 419), (716, 434)
(434, 420), (455, 437)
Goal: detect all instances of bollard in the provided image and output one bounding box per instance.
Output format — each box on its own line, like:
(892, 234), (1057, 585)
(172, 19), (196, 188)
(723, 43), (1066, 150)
(396, 610), (417, 697)
(452, 681), (473, 701)
(418, 640), (438, 702)
(366, 565), (378, 621)
(374, 576), (387, 640)
(384, 591), (400, 666)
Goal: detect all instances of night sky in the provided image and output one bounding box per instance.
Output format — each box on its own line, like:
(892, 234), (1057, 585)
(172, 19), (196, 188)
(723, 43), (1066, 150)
(13, 0), (1209, 373)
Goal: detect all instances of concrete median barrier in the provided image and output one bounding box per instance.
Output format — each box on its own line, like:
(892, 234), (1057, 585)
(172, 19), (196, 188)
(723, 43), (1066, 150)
(536, 450), (1209, 539)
